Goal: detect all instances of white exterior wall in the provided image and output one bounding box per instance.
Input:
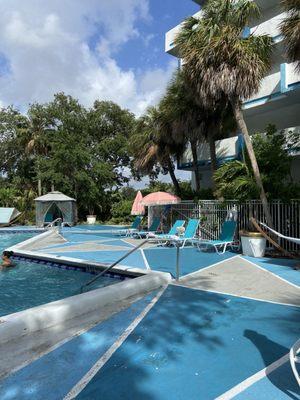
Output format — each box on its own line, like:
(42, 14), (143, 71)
(165, 10), (202, 55)
(165, 0), (300, 190)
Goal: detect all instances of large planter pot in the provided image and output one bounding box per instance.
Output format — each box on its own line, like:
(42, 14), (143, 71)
(86, 215), (97, 225)
(240, 230), (266, 258)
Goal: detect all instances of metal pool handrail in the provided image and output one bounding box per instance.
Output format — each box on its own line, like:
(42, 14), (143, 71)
(290, 338), (300, 387)
(46, 218), (62, 228)
(80, 239), (149, 293)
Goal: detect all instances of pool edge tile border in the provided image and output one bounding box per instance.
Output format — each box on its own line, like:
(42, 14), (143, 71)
(64, 285), (168, 400)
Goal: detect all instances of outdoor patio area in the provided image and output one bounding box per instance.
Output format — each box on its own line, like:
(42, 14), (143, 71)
(0, 285), (299, 399)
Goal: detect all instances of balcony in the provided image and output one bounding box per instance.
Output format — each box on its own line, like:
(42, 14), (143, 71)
(243, 62), (300, 110)
(243, 71), (282, 109)
(178, 128), (300, 171)
(178, 136), (242, 170)
(250, 12), (286, 42)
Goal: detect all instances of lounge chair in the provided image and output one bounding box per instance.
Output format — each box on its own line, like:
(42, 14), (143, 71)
(114, 216), (143, 236)
(131, 217), (161, 239)
(148, 220), (185, 241)
(168, 219), (200, 248)
(195, 220), (237, 254)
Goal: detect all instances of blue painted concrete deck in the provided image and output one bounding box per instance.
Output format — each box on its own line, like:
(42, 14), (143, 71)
(0, 291), (158, 400)
(41, 242), (237, 276)
(39, 226), (300, 284)
(77, 285), (300, 400)
(1, 285), (299, 399)
(144, 247), (235, 276)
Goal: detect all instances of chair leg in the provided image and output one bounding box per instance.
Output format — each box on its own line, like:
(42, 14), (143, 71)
(214, 244), (220, 254)
(222, 243), (228, 254)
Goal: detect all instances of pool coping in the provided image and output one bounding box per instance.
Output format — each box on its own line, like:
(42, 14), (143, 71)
(0, 272), (171, 345)
(1, 229), (172, 345)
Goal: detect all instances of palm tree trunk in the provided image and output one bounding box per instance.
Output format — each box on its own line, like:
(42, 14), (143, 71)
(208, 135), (218, 189)
(231, 99), (273, 228)
(166, 155), (181, 196)
(191, 141), (201, 192)
(38, 179), (42, 197)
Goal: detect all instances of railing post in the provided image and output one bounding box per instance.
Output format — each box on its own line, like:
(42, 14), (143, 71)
(176, 244), (180, 281)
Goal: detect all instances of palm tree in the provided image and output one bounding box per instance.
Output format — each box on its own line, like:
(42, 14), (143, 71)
(281, 0), (300, 70)
(161, 72), (204, 191)
(175, 0), (274, 227)
(162, 71), (236, 190)
(130, 106), (183, 196)
(27, 105), (52, 195)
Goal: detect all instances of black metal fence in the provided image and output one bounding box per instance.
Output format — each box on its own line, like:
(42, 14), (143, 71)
(155, 200), (300, 252)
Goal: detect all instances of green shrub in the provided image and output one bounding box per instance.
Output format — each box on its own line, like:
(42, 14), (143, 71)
(109, 199), (134, 225)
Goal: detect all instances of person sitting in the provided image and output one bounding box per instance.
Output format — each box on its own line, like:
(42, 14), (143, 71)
(1, 251), (15, 268)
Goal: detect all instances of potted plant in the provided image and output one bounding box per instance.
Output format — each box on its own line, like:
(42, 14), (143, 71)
(86, 205), (97, 225)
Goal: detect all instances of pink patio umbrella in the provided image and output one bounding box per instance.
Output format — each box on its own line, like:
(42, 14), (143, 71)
(141, 192), (181, 207)
(131, 190), (145, 215)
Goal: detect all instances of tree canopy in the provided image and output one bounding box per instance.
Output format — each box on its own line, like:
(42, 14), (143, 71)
(0, 94), (136, 221)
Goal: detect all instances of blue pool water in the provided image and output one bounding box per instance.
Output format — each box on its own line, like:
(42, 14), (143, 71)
(0, 232), (36, 253)
(0, 232), (120, 317)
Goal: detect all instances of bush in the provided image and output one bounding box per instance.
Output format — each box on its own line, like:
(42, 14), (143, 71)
(109, 199), (134, 225)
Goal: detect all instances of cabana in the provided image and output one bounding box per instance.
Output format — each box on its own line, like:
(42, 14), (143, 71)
(0, 208), (21, 226)
(35, 191), (77, 227)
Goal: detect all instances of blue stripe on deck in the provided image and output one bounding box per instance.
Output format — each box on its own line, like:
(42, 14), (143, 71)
(0, 291), (158, 400)
(77, 285), (300, 400)
(243, 256), (300, 288)
(144, 247), (235, 276)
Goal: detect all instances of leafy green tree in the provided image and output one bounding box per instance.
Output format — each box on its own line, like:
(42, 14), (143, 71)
(0, 187), (19, 207)
(0, 95), (137, 223)
(0, 107), (33, 190)
(87, 101), (135, 187)
(175, 0), (274, 226)
(281, 0), (300, 70)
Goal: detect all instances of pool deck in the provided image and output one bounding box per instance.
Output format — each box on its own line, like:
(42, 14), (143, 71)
(1, 226), (300, 399)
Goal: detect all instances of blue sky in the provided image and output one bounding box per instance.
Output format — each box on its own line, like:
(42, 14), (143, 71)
(0, 0), (199, 115)
(115, 0), (198, 72)
(0, 0), (196, 185)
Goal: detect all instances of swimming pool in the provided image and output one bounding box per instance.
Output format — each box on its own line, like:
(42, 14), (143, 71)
(0, 232), (124, 316)
(0, 232), (37, 254)
(0, 259), (123, 317)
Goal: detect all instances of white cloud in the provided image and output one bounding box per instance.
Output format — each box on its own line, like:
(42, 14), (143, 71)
(0, 0), (176, 115)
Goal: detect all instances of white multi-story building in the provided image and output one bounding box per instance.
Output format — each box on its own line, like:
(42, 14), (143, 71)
(165, 0), (300, 189)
